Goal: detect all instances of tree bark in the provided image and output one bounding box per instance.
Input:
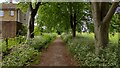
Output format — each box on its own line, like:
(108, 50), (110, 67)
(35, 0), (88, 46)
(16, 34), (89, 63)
(91, 2), (119, 55)
(27, 2), (41, 40)
(72, 12), (76, 37)
(69, 3), (76, 37)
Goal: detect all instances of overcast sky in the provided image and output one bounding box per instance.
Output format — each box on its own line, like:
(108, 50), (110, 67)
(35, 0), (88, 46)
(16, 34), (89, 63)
(0, 0), (6, 3)
(0, 0), (18, 3)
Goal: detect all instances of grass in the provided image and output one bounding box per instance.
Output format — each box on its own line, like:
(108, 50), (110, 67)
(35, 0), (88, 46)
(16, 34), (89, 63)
(77, 32), (118, 45)
(109, 33), (118, 45)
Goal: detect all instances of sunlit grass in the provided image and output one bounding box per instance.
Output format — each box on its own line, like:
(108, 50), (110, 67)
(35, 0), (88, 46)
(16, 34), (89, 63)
(109, 33), (118, 45)
(76, 32), (118, 45)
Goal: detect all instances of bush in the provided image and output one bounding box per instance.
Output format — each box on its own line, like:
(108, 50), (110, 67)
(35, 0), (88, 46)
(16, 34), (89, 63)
(1, 36), (26, 53)
(2, 44), (38, 66)
(26, 33), (56, 51)
(61, 34), (118, 66)
(2, 33), (57, 67)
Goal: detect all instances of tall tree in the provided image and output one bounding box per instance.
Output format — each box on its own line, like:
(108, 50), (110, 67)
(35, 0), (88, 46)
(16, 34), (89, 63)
(26, 2), (41, 39)
(17, 2), (41, 39)
(37, 2), (85, 37)
(69, 2), (77, 37)
(91, 2), (119, 55)
(37, 3), (71, 34)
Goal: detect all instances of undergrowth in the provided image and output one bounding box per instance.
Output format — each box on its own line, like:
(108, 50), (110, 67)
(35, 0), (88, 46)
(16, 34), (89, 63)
(1, 33), (57, 67)
(61, 33), (118, 67)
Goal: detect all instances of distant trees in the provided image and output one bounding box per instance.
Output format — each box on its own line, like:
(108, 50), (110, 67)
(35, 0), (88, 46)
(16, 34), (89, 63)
(37, 2), (88, 37)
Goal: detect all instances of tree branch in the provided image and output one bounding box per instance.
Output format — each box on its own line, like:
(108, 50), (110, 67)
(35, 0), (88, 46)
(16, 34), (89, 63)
(103, 2), (119, 23)
(29, 2), (33, 11)
(35, 2), (41, 10)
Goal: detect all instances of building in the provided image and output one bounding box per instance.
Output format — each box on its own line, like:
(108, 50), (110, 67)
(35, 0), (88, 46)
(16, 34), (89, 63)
(0, 3), (28, 39)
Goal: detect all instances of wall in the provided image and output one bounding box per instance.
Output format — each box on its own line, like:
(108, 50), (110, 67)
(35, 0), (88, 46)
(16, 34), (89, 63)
(17, 10), (29, 25)
(0, 10), (17, 21)
(1, 21), (16, 38)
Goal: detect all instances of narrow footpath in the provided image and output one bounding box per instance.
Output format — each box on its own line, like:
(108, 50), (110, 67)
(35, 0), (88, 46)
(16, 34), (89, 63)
(35, 36), (78, 66)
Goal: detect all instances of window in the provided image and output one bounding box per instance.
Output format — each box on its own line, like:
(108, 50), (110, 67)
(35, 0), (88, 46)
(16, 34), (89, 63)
(0, 10), (4, 17)
(10, 10), (14, 16)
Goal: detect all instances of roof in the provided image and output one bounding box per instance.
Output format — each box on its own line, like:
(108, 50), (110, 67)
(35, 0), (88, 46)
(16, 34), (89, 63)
(0, 3), (17, 10)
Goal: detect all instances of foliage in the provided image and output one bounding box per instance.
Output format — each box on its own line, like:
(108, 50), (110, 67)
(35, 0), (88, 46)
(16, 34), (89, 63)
(34, 25), (41, 36)
(17, 2), (29, 13)
(110, 13), (120, 35)
(26, 33), (57, 51)
(109, 33), (118, 45)
(37, 2), (91, 33)
(1, 33), (57, 66)
(1, 36), (26, 53)
(61, 33), (118, 66)
(17, 25), (27, 36)
(2, 44), (38, 66)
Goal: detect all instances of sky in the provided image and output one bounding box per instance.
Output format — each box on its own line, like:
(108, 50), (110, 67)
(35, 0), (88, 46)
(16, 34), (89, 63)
(0, 0), (6, 3)
(0, 0), (18, 3)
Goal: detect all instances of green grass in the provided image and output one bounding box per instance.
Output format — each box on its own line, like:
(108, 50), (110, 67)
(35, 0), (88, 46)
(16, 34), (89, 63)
(77, 33), (94, 39)
(109, 33), (118, 45)
(77, 32), (118, 45)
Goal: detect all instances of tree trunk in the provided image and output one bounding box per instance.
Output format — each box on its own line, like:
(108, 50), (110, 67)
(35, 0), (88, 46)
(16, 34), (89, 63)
(26, 2), (41, 40)
(72, 12), (76, 37)
(91, 2), (119, 55)
(30, 14), (35, 38)
(27, 11), (35, 39)
(69, 3), (76, 37)
(94, 21), (109, 55)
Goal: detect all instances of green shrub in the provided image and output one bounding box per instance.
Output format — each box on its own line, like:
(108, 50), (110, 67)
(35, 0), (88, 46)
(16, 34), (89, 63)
(2, 44), (38, 66)
(2, 33), (57, 67)
(1, 36), (26, 53)
(26, 33), (56, 51)
(61, 33), (118, 66)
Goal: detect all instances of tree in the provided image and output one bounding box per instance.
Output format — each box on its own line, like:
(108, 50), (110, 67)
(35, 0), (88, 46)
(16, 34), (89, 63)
(69, 2), (86, 37)
(91, 2), (119, 55)
(37, 3), (71, 33)
(37, 2), (86, 37)
(26, 2), (41, 39)
(17, 2), (42, 39)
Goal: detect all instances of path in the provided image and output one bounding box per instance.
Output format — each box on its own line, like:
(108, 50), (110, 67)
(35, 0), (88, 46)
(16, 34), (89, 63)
(34, 36), (78, 66)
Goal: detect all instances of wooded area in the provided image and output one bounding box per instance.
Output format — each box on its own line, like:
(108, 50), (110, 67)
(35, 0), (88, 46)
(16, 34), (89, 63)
(0, 0), (120, 67)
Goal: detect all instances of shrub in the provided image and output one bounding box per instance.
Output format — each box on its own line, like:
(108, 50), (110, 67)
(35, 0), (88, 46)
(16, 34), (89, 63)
(1, 36), (26, 53)
(2, 44), (38, 66)
(26, 33), (56, 51)
(2, 33), (57, 67)
(61, 34), (118, 66)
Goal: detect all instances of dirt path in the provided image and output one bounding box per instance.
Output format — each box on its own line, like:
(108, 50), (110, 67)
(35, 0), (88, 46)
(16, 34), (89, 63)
(35, 36), (78, 66)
